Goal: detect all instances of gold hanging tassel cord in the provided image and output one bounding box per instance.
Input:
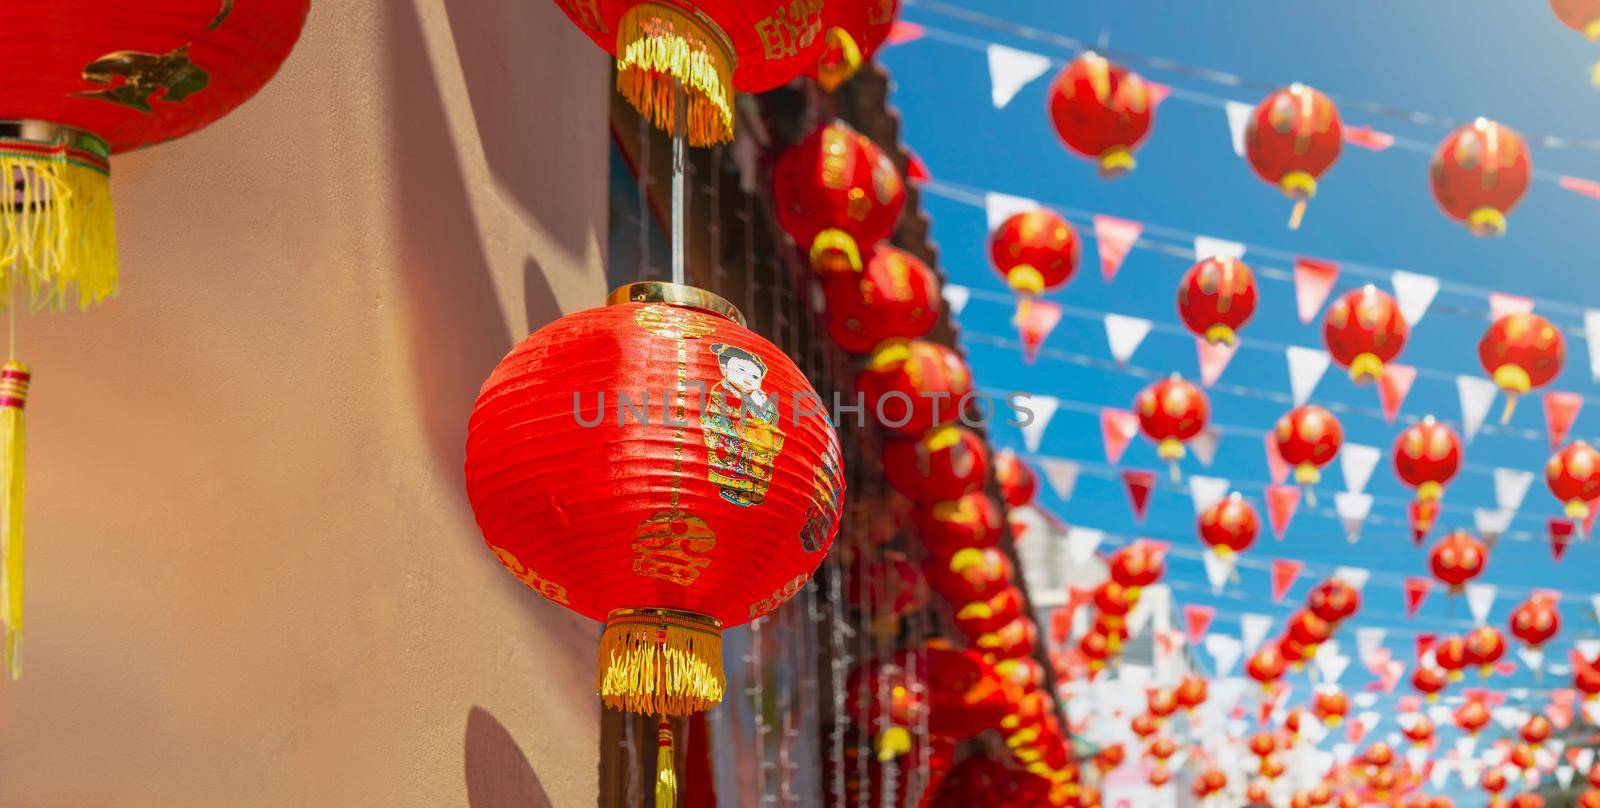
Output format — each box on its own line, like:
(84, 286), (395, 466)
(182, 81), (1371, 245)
(0, 133), (117, 310)
(615, 3), (736, 147)
(655, 719), (678, 807)
(0, 361), (29, 681)
(598, 608), (725, 717)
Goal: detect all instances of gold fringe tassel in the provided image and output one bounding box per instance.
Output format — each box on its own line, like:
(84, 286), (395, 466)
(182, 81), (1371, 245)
(0, 137), (117, 310)
(616, 3), (736, 147)
(598, 609), (725, 717)
(808, 228), (863, 274)
(655, 719), (678, 807)
(0, 362), (28, 681)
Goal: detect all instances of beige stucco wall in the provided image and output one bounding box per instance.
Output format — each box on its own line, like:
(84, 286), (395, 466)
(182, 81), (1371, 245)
(0, 1), (610, 805)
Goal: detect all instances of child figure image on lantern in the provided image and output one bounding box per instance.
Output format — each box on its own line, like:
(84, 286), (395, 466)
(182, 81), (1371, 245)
(702, 343), (785, 507)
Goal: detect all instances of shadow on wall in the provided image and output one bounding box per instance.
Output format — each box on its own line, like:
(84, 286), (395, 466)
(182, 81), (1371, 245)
(465, 706), (555, 808)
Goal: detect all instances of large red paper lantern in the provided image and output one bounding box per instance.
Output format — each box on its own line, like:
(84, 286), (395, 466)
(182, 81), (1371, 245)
(921, 644), (1013, 740)
(988, 209), (1080, 296)
(1428, 531), (1488, 593)
(821, 246), (940, 354)
(1552, 0), (1600, 39)
(994, 449), (1038, 507)
(952, 586), (1024, 637)
(1178, 256), (1258, 345)
(1430, 118), (1531, 237)
(1547, 440), (1600, 518)
(772, 121), (906, 273)
(1108, 542), (1165, 593)
(914, 492), (1003, 558)
(1480, 313), (1565, 421)
(1247, 644), (1288, 688)
(552, 0), (824, 145)
(857, 339), (973, 435)
(1464, 625), (1507, 675)
(1245, 84), (1343, 228)
(1198, 493), (1260, 557)
(1394, 416), (1462, 503)
(464, 284), (844, 718)
(883, 425), (988, 503)
(1135, 374), (1209, 466)
(926, 546), (1014, 605)
(1325, 286), (1408, 383)
(810, 0), (899, 92)
(1509, 593), (1561, 650)
(1275, 405), (1343, 488)
(1046, 52), (1155, 177)
(1307, 578), (1361, 625)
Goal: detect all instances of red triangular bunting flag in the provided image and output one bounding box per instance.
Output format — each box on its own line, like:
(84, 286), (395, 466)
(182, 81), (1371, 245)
(1265, 484), (1301, 539)
(1293, 258), (1340, 324)
(1122, 470), (1157, 523)
(1101, 408), (1140, 465)
(1551, 518), (1576, 562)
(1014, 298), (1063, 364)
(1408, 499), (1439, 545)
(1265, 433), (1290, 485)
(1343, 125), (1394, 151)
(884, 20), (925, 46)
(1414, 633), (1436, 661)
(1196, 336), (1238, 387)
(903, 148), (931, 184)
(1270, 559), (1303, 604)
(1558, 175), (1600, 200)
(1145, 82), (1172, 109)
(1093, 215), (1142, 283)
(1405, 577), (1433, 617)
(1184, 604), (1216, 646)
(1378, 364), (1417, 423)
(1545, 392), (1583, 448)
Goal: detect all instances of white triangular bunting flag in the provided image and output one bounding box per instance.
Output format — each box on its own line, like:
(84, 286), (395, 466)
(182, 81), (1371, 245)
(1224, 101), (1254, 158)
(1316, 651), (1351, 684)
(1457, 375), (1499, 441)
(942, 284), (971, 318)
(1465, 582), (1497, 626)
(1189, 475), (1230, 514)
(1406, 746), (1429, 773)
(1332, 567), (1370, 593)
(1194, 235), (1246, 261)
(1286, 346), (1331, 406)
(1356, 628), (1386, 666)
(1559, 765), (1576, 790)
(1518, 647), (1545, 675)
(1428, 760), (1452, 790)
(1340, 444), (1381, 494)
(1205, 634), (1243, 678)
(1334, 492), (1372, 542)
(1241, 613), (1273, 654)
(984, 191), (1038, 232)
(1592, 595), (1600, 625)
(986, 44), (1052, 109)
(1579, 748), (1596, 774)
(1391, 271), (1440, 328)
(1202, 550), (1234, 594)
(1065, 528), (1103, 565)
(1104, 313), (1152, 365)
(1587, 310), (1600, 381)
(1493, 468), (1535, 512)
(1577, 639), (1600, 661)
(1190, 427), (1222, 467)
(1474, 508), (1512, 544)
(1014, 394), (1059, 453)
(1038, 458), (1080, 500)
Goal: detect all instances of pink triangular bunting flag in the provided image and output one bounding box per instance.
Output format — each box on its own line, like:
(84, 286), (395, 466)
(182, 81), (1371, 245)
(1378, 364), (1417, 423)
(1123, 470), (1157, 523)
(1294, 258), (1340, 324)
(1265, 484), (1301, 539)
(1545, 392), (1583, 448)
(1270, 559), (1303, 604)
(1101, 408), (1140, 465)
(1264, 433), (1290, 485)
(1196, 337), (1238, 387)
(1093, 215), (1142, 283)
(884, 20), (925, 46)
(1559, 175), (1600, 200)
(1184, 604), (1216, 646)
(1014, 298), (1063, 364)
(1146, 81), (1172, 108)
(1343, 125), (1395, 151)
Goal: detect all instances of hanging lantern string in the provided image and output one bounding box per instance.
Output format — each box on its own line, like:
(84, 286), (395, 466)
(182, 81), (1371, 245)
(671, 81), (689, 288)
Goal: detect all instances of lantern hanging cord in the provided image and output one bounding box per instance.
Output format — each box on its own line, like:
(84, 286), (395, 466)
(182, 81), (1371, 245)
(671, 80), (688, 287)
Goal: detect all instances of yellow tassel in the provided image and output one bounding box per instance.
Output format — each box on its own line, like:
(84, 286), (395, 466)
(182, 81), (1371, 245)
(816, 27), (864, 93)
(0, 131), (117, 310)
(0, 361), (28, 681)
(655, 719), (678, 807)
(598, 608), (725, 717)
(615, 3), (736, 146)
(808, 228), (863, 274)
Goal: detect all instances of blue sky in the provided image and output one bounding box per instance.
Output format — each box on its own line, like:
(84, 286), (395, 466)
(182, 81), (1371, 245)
(879, 0), (1600, 794)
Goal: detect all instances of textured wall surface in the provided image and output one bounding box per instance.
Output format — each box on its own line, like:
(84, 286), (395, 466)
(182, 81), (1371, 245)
(0, 1), (609, 805)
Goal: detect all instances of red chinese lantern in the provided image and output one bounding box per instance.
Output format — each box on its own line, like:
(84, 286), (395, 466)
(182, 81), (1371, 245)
(1248, 782), (1272, 804)
(922, 644), (1013, 739)
(821, 246), (940, 354)
(1552, 0), (1600, 39)
(1109, 542), (1166, 594)
(1289, 611), (1334, 651)
(994, 449), (1039, 507)
(847, 551), (925, 621)
(1247, 644), (1288, 688)
(1455, 699), (1491, 736)
(1314, 689), (1350, 726)
(1199, 493), (1260, 557)
(1092, 742), (1126, 775)
(1307, 578), (1361, 625)
(1434, 635), (1470, 681)
(975, 616), (1037, 660)
(1363, 742), (1395, 768)
(1260, 755), (1286, 780)
(988, 209), (1080, 296)
(1148, 736), (1177, 761)
(857, 339), (973, 435)
(553, 0), (824, 145)
(845, 652), (927, 759)
(1578, 656), (1600, 699)
(1521, 714), (1553, 745)
(1178, 256), (1258, 346)
(1248, 731), (1278, 759)
(1402, 715), (1435, 746)
(1276, 405), (1344, 489)
(1412, 665), (1447, 699)
(1193, 768), (1228, 799)
(915, 492), (1003, 558)
(772, 121), (906, 273)
(0, 0), (311, 678)
(1130, 712), (1159, 739)
(926, 546), (1013, 607)
(1175, 674), (1209, 712)
(811, 0), (899, 92)
(1464, 625), (1507, 676)
(1481, 313), (1565, 422)
(1548, 440), (1600, 519)
(1148, 765), (1172, 788)
(1428, 531), (1488, 593)
(1135, 374), (1209, 472)
(1394, 416), (1463, 503)
(1244, 84), (1343, 228)
(1583, 791), (1600, 808)
(1046, 52), (1155, 177)
(1430, 118), (1531, 237)
(928, 756), (1053, 808)
(1480, 767), (1508, 794)
(1093, 579), (1137, 622)
(1146, 686), (1179, 720)
(883, 425), (988, 503)
(1079, 628), (1112, 672)
(1325, 286), (1408, 383)
(464, 285), (844, 723)
(953, 586), (1024, 637)
(1511, 795), (1546, 808)
(1509, 593), (1562, 650)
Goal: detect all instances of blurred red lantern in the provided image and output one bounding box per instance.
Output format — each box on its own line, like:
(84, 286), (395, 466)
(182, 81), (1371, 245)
(920, 644), (1014, 739)
(1247, 644), (1289, 687)
(1130, 712), (1159, 739)
(1199, 493), (1260, 557)
(1363, 742), (1395, 768)
(994, 449), (1039, 507)
(1314, 689), (1350, 726)
(810, 0), (899, 92)
(1429, 531), (1488, 593)
(1093, 742), (1126, 774)
(1413, 665), (1447, 699)
(1480, 313), (1565, 421)
(1325, 286), (1408, 383)
(1248, 782), (1272, 804)
(1511, 794), (1546, 808)
(1079, 629), (1112, 671)
(1135, 374), (1210, 468)
(845, 652), (927, 759)
(1148, 736), (1177, 761)
(975, 616), (1037, 660)
(1548, 440), (1600, 519)
(1279, 635), (1310, 667)
(1093, 579), (1137, 621)
(1147, 687), (1179, 720)
(993, 657), (1044, 698)
(1430, 118), (1531, 237)
(1260, 755), (1286, 780)
(1464, 625), (1507, 675)
(1553, 0), (1600, 38)
(1177, 256), (1258, 345)
(1109, 542), (1166, 593)
(1394, 416), (1463, 503)
(1481, 767), (1508, 794)
(915, 492), (1004, 558)
(883, 425), (988, 503)
(1583, 790), (1600, 808)
(1194, 767), (1229, 798)
(1521, 714), (1553, 745)
(1148, 765), (1172, 788)
(1248, 731), (1278, 759)
(772, 121), (906, 273)
(1509, 593), (1562, 650)
(847, 550), (925, 620)
(1176, 674), (1209, 711)
(1307, 578), (1361, 625)
(858, 339), (973, 435)
(465, 285), (844, 718)
(1455, 699), (1491, 735)
(953, 586), (1024, 637)
(821, 246), (940, 354)
(1047, 52), (1155, 177)
(928, 756), (1054, 808)
(1289, 610), (1333, 650)
(988, 209), (1080, 296)
(1435, 635), (1469, 680)
(1276, 405), (1344, 488)
(1402, 715), (1435, 746)
(926, 546), (1013, 605)
(1579, 657), (1600, 699)
(1244, 84), (1343, 228)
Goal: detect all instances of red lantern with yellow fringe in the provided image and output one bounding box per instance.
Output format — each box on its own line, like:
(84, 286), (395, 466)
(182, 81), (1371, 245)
(1244, 84), (1343, 229)
(1480, 312), (1564, 422)
(1313, 689), (1349, 726)
(915, 492), (1003, 558)
(1464, 625), (1507, 676)
(1553, 0), (1600, 38)
(883, 425), (988, 504)
(772, 120), (906, 273)
(463, 284), (843, 739)
(1108, 542), (1165, 593)
(952, 586), (1024, 637)
(1199, 493), (1260, 558)
(551, 0), (824, 145)
(1428, 531), (1488, 593)
(857, 339), (973, 436)
(1307, 578), (1360, 625)
(1430, 118), (1531, 237)
(1247, 644), (1288, 688)
(1046, 52), (1155, 177)
(1135, 374), (1209, 472)
(810, 0), (899, 92)
(1394, 416), (1462, 505)
(1510, 593), (1561, 650)
(993, 449), (1038, 508)
(0, 0), (311, 681)
(1325, 286), (1408, 384)
(1178, 256), (1258, 346)
(976, 616), (1037, 660)
(821, 245), (940, 354)
(1275, 405), (1343, 489)
(1547, 441), (1600, 519)
(926, 545), (1013, 605)
(988, 209), (1080, 297)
